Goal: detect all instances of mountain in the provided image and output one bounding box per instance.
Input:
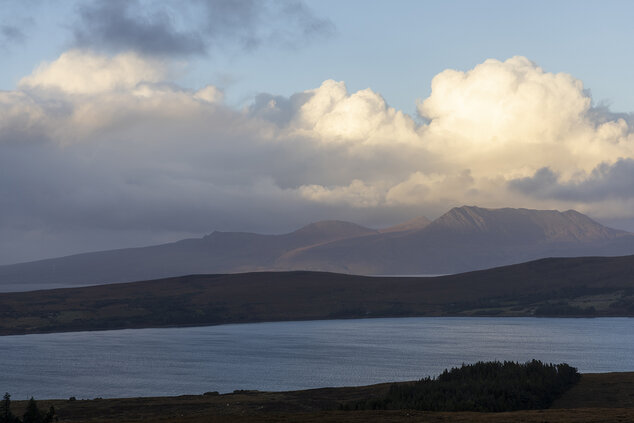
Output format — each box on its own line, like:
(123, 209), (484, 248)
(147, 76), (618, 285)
(1, 206), (634, 291)
(0, 220), (379, 291)
(274, 206), (634, 274)
(428, 207), (621, 242)
(1, 255), (633, 335)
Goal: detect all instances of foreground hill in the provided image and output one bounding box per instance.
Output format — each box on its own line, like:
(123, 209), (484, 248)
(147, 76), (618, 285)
(1, 255), (633, 335)
(8, 372), (634, 423)
(2, 206), (634, 291)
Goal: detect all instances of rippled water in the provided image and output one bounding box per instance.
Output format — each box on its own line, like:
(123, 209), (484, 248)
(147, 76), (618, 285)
(1, 317), (632, 399)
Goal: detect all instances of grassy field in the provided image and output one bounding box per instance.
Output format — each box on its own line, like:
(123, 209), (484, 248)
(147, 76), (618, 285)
(1, 255), (634, 336)
(8, 373), (634, 423)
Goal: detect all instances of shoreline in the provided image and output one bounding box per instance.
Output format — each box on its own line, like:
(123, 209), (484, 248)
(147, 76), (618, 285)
(2, 313), (633, 338)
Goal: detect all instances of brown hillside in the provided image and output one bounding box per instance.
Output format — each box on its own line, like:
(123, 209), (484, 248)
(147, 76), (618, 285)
(1, 255), (633, 335)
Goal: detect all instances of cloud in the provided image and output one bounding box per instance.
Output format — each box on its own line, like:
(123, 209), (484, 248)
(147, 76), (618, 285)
(420, 56), (590, 146)
(386, 170), (476, 206)
(72, 0), (334, 57)
(7, 50), (230, 144)
(0, 0), (39, 52)
(509, 159), (634, 202)
(0, 7), (33, 50)
(18, 49), (168, 94)
(73, 0), (205, 57)
(198, 0), (334, 49)
(2, 51), (634, 263)
(249, 79), (420, 145)
(297, 179), (383, 207)
(416, 57), (634, 182)
(291, 80), (420, 144)
(1, 24), (26, 45)
(248, 91), (313, 126)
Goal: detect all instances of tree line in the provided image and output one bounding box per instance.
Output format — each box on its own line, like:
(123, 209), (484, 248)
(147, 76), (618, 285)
(1, 394), (55, 423)
(348, 360), (580, 412)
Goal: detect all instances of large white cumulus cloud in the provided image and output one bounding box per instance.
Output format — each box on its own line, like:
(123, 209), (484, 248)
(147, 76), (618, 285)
(291, 80), (419, 144)
(420, 56), (590, 147)
(19, 50), (168, 94)
(418, 56), (634, 178)
(1, 51), (634, 264)
(3, 50), (225, 143)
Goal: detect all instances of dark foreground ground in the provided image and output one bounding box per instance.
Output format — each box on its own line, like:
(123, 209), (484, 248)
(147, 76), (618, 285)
(10, 372), (634, 423)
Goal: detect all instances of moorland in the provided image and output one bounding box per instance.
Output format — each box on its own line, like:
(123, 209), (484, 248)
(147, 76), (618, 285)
(5, 371), (634, 423)
(0, 254), (633, 336)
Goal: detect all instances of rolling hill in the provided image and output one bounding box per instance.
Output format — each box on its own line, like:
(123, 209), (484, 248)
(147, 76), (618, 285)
(1, 254), (633, 335)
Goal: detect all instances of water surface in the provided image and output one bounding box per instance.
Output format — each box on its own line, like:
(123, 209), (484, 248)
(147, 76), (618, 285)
(1, 317), (632, 399)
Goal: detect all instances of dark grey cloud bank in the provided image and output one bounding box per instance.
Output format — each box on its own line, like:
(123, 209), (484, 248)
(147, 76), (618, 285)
(509, 158), (634, 202)
(73, 0), (334, 57)
(74, 0), (206, 56)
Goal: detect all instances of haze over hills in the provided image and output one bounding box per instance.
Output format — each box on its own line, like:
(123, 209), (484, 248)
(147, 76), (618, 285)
(0, 219), (379, 291)
(378, 215), (432, 233)
(282, 206), (634, 275)
(1, 206), (634, 291)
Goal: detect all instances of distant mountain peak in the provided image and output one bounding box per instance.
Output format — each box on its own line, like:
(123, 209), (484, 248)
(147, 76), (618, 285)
(433, 205), (492, 232)
(430, 205), (624, 242)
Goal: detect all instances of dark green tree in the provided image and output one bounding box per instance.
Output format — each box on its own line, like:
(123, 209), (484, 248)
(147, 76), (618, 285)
(21, 398), (43, 423)
(1, 393), (16, 423)
(21, 398), (55, 423)
(350, 360), (581, 412)
(44, 407), (55, 423)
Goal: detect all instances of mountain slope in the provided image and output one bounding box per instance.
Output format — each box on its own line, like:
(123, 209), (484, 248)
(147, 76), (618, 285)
(279, 206), (634, 274)
(427, 206), (623, 242)
(0, 220), (377, 291)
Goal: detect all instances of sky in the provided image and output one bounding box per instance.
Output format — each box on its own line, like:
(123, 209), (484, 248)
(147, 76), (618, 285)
(1, 0), (634, 265)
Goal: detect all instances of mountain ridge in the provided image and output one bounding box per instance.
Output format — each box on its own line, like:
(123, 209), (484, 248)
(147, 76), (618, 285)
(279, 206), (634, 275)
(1, 206), (633, 291)
(426, 206), (625, 242)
